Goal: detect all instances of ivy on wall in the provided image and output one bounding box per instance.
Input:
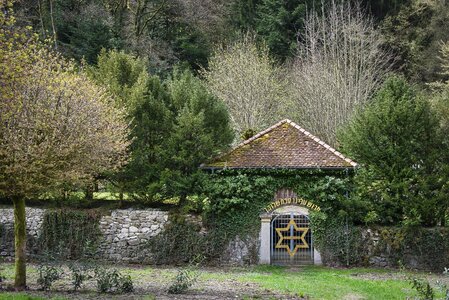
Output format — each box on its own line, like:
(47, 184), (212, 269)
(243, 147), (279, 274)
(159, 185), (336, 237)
(38, 209), (102, 260)
(310, 214), (449, 272)
(203, 168), (360, 245)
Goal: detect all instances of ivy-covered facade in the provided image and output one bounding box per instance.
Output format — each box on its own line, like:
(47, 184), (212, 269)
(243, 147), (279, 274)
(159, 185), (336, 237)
(201, 119), (357, 265)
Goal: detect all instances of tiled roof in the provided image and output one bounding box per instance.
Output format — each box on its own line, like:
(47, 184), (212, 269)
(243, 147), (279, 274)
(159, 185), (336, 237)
(201, 119), (357, 170)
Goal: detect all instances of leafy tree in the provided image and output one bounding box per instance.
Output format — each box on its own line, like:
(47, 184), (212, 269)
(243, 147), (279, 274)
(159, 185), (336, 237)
(0, 3), (129, 288)
(339, 76), (446, 226)
(229, 0), (327, 61)
(89, 53), (234, 203)
(16, 0), (116, 63)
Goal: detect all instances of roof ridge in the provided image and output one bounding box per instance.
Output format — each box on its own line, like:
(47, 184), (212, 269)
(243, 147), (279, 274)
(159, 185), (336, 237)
(201, 119), (357, 169)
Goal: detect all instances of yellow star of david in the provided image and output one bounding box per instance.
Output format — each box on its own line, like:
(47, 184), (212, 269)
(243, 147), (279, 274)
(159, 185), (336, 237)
(275, 219), (309, 257)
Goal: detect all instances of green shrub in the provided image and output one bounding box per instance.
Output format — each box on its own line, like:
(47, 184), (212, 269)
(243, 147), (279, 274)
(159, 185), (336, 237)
(146, 217), (227, 265)
(120, 275), (134, 293)
(310, 212), (367, 266)
(167, 257), (202, 294)
(168, 268), (198, 294)
(410, 278), (435, 300)
(37, 264), (62, 290)
(68, 262), (93, 291)
(38, 209), (102, 260)
(94, 267), (134, 294)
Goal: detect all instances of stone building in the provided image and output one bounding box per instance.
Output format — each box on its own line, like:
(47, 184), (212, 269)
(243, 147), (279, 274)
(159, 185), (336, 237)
(201, 119), (357, 266)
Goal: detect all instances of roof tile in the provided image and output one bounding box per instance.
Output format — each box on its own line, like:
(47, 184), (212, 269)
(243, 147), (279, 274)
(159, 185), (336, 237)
(202, 119), (357, 169)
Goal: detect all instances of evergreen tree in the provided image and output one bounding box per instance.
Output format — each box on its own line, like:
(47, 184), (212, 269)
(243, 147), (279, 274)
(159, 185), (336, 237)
(229, 0), (261, 32)
(88, 49), (149, 111)
(339, 76), (446, 226)
(159, 69), (234, 204)
(255, 0), (308, 60)
(381, 0), (449, 84)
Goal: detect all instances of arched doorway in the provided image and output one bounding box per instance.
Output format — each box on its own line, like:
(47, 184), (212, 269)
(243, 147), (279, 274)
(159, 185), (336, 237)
(270, 212), (313, 265)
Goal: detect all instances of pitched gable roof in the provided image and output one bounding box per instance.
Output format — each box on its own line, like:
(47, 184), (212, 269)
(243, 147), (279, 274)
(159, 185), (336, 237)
(201, 119), (357, 170)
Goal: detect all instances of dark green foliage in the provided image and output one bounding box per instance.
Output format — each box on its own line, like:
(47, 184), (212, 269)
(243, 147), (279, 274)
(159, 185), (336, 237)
(229, 0), (328, 61)
(89, 51), (234, 203)
(310, 212), (367, 266)
(147, 217), (227, 265)
(204, 169), (359, 248)
(339, 76), (446, 226)
(254, 0), (315, 60)
(381, 0), (449, 84)
(21, 0), (116, 64)
(362, 0), (410, 20)
(38, 209), (101, 259)
(156, 69), (234, 203)
(37, 264), (62, 290)
(118, 76), (173, 200)
(229, 0), (261, 32)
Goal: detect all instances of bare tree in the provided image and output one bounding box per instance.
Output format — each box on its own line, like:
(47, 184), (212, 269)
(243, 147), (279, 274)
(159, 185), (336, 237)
(202, 34), (290, 137)
(288, 0), (391, 146)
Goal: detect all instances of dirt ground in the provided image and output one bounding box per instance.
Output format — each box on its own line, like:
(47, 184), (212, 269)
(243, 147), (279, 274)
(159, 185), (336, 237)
(0, 264), (304, 300)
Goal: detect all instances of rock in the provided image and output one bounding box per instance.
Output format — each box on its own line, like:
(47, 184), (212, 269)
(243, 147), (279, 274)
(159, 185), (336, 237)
(127, 237), (139, 246)
(129, 226), (139, 233)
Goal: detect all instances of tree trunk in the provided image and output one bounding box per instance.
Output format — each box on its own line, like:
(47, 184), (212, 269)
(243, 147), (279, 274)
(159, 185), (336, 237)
(119, 190), (124, 208)
(13, 197), (26, 290)
(178, 193), (187, 207)
(85, 184), (94, 200)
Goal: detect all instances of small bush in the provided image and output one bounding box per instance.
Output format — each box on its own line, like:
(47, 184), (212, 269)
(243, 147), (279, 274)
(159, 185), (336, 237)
(410, 278), (435, 300)
(94, 267), (134, 294)
(119, 275), (134, 293)
(167, 256), (202, 294)
(37, 264), (62, 290)
(68, 262), (93, 291)
(168, 268), (199, 294)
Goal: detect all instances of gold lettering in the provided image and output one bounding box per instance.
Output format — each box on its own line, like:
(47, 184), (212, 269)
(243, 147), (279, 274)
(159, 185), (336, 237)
(263, 197), (321, 212)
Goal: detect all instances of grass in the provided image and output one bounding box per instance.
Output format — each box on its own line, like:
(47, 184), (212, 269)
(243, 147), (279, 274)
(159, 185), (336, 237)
(1, 263), (447, 299)
(240, 265), (414, 299)
(201, 265), (443, 299)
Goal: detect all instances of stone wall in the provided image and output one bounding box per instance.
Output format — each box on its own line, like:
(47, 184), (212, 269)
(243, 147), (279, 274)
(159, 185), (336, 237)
(97, 209), (168, 263)
(0, 207), (45, 258)
(221, 235), (260, 265)
(0, 207), (169, 263)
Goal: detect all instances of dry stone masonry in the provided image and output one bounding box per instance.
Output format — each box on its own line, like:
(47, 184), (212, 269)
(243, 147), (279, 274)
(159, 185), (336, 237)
(0, 208), (168, 263)
(0, 207), (45, 258)
(97, 209), (169, 263)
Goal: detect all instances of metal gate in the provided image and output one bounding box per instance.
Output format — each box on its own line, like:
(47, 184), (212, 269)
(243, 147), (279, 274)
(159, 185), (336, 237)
(270, 213), (313, 265)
